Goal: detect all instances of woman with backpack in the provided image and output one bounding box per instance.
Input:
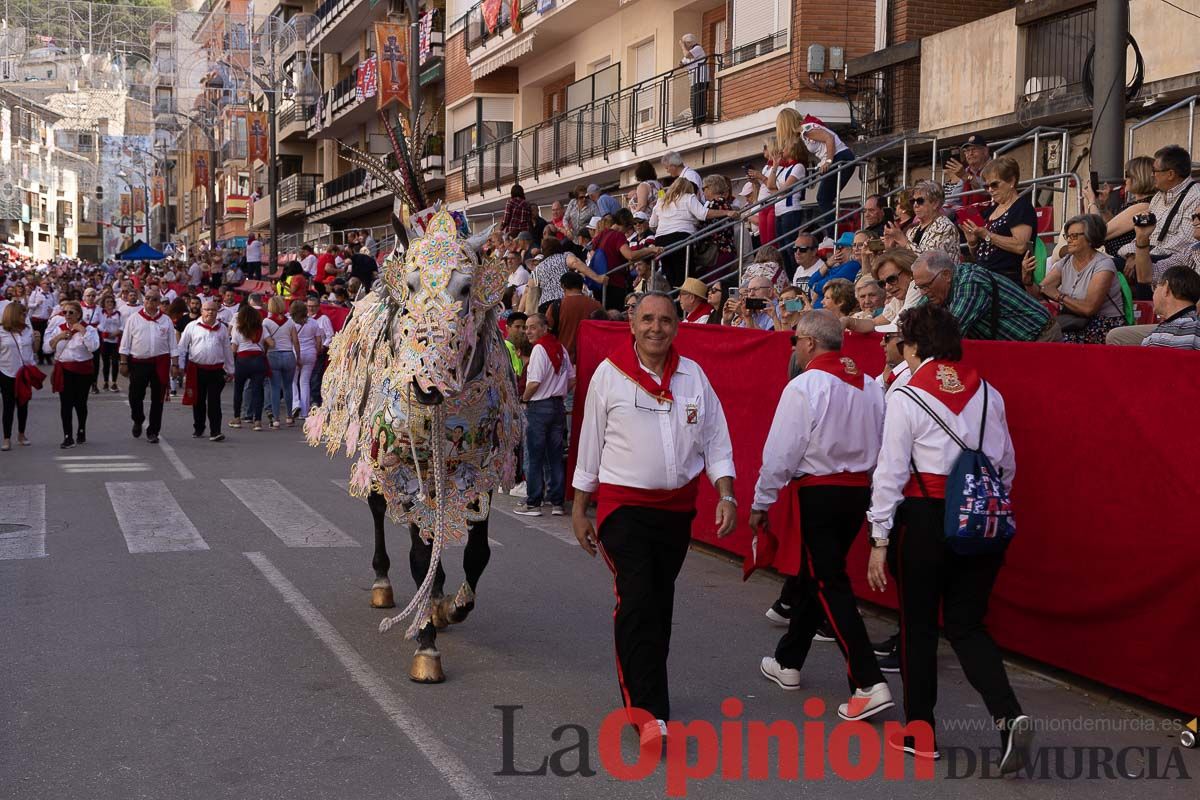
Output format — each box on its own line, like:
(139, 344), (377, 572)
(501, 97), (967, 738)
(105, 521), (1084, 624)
(864, 303), (1032, 771)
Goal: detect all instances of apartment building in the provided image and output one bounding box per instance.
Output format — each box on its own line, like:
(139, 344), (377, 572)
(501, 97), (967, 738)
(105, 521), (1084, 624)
(301, 0), (447, 250)
(0, 88), (83, 259)
(443, 0), (881, 216)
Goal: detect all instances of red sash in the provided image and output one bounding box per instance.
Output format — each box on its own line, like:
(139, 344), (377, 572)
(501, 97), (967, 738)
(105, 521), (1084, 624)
(51, 359), (93, 393)
(129, 354), (171, 401)
(182, 361), (225, 406)
(684, 302), (714, 323)
(904, 359), (981, 415)
(595, 476), (700, 531)
(15, 364), (45, 404)
(804, 351), (865, 389)
(533, 334), (565, 373)
(904, 473), (948, 499)
(605, 337), (681, 405)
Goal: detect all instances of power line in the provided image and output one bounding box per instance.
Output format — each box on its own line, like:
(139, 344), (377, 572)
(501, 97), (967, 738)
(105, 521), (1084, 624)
(1159, 0), (1200, 21)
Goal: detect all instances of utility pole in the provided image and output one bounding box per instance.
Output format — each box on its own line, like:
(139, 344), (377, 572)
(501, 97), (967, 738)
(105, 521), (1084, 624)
(1091, 0), (1128, 185)
(407, 0), (422, 144)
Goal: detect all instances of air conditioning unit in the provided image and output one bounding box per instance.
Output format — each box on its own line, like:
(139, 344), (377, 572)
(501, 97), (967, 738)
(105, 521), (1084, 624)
(1024, 75), (1067, 102)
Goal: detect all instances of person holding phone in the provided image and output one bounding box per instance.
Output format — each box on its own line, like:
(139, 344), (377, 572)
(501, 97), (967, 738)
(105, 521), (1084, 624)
(943, 134), (990, 206)
(960, 157), (1036, 287)
(885, 181), (961, 265)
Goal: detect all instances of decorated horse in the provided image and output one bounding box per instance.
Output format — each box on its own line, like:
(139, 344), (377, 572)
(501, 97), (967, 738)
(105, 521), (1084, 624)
(305, 117), (522, 683)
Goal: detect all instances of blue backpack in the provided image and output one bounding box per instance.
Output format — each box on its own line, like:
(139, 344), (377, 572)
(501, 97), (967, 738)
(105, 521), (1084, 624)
(899, 382), (1016, 555)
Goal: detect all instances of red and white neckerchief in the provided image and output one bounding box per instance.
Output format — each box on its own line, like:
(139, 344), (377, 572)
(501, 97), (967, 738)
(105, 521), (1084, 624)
(139, 309), (163, 322)
(904, 359), (981, 415)
(804, 351), (865, 389)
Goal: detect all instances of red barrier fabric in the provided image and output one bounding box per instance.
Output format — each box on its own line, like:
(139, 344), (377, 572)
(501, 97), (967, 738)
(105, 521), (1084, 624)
(572, 320), (1200, 714)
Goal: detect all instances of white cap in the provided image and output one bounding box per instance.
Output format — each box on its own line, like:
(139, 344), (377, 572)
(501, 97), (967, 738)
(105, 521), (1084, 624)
(738, 181), (756, 197)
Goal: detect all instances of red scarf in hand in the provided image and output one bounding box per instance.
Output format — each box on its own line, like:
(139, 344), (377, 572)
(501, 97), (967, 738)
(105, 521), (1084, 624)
(605, 336), (681, 405)
(803, 351), (865, 389)
(684, 302), (714, 323)
(533, 333), (565, 374)
(905, 359), (982, 415)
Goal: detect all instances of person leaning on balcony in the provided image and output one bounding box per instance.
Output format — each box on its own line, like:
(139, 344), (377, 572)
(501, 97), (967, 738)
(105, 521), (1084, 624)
(884, 180), (962, 265)
(563, 185), (598, 238)
(649, 176), (739, 287)
(1023, 214), (1125, 345)
(501, 184), (535, 238)
(679, 34), (710, 125)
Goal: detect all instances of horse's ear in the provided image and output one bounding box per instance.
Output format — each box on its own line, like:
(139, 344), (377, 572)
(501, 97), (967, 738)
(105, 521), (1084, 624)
(391, 214), (409, 252)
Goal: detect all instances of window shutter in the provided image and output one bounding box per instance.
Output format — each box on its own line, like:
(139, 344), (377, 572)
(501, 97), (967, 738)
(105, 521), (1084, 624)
(731, 0), (785, 49)
(481, 97), (514, 122)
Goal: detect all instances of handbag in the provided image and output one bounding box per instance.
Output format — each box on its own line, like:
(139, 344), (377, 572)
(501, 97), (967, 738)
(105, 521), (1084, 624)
(1055, 311), (1090, 333)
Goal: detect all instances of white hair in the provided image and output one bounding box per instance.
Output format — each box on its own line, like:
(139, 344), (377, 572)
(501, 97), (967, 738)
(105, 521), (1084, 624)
(681, 33), (697, 45)
(662, 151), (685, 168)
(794, 310), (844, 351)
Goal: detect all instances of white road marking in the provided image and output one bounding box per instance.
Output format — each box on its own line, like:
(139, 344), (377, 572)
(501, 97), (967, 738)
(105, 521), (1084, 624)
(62, 465), (152, 473)
(328, 480), (503, 547)
(106, 481), (209, 553)
(55, 455), (138, 460)
(156, 436), (195, 480)
(244, 552), (492, 800)
(0, 485), (46, 560)
(223, 479), (358, 548)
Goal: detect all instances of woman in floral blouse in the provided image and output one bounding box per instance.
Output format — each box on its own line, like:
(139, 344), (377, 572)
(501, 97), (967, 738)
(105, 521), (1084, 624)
(884, 180), (962, 264)
(701, 174), (737, 269)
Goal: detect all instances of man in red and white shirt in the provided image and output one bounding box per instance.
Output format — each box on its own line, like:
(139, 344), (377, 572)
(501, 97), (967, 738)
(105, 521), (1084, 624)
(514, 313), (575, 517)
(571, 293), (736, 744)
(749, 310), (892, 723)
(177, 298), (234, 441)
(119, 290), (178, 444)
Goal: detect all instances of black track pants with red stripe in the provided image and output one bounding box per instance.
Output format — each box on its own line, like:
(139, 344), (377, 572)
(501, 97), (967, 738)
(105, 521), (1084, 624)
(598, 505), (694, 722)
(774, 485), (885, 692)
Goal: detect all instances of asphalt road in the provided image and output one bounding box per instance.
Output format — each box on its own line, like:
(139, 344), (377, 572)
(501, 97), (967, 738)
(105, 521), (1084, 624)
(1, 390), (1195, 799)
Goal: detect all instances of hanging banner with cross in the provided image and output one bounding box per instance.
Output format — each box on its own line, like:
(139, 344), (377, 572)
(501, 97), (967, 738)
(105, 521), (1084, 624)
(374, 22), (410, 112)
(193, 152), (209, 189)
(246, 111), (269, 165)
(152, 175), (166, 208)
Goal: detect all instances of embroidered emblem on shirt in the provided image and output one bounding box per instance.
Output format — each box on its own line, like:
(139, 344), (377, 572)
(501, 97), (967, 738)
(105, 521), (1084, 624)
(686, 403), (698, 424)
(936, 364), (965, 393)
(840, 357), (859, 376)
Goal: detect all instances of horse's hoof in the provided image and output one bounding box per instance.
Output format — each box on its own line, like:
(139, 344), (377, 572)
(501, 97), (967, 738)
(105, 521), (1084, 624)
(370, 583), (395, 609)
(430, 597), (453, 630)
(409, 649), (445, 683)
(446, 582), (476, 625)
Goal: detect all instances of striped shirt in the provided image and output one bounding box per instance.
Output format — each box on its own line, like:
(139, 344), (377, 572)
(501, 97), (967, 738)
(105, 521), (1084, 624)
(1142, 308), (1200, 350)
(930, 261), (1051, 341)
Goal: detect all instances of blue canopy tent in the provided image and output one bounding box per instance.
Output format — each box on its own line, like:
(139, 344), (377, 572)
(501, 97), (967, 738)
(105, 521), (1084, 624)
(116, 241), (166, 261)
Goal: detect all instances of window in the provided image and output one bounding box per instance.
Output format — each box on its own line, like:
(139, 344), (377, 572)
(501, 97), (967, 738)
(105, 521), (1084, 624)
(449, 97), (515, 165)
(730, 0), (790, 62)
(633, 40), (657, 126)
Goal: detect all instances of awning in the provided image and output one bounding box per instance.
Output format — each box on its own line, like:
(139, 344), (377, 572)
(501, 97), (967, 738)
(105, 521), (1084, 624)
(469, 32), (537, 81)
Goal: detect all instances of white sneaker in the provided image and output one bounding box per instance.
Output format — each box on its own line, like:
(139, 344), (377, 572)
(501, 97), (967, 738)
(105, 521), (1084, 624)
(508, 481), (527, 499)
(759, 656), (801, 691)
(551, 505), (565, 516)
(837, 682), (895, 721)
(512, 503), (542, 516)
(639, 719), (668, 747)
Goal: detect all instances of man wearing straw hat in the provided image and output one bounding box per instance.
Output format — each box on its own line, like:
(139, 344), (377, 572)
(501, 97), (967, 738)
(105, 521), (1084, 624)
(678, 277), (713, 323)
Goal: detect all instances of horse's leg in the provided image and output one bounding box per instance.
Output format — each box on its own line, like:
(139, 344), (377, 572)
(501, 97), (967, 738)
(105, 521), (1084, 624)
(408, 523), (447, 683)
(367, 491), (394, 608)
(444, 516), (491, 625)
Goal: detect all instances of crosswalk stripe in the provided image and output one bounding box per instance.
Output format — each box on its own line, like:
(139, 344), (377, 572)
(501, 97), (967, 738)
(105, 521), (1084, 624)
(327, 480), (503, 547)
(223, 479), (359, 548)
(0, 485), (47, 560)
(106, 481), (209, 553)
(63, 465), (152, 473)
(56, 455), (137, 460)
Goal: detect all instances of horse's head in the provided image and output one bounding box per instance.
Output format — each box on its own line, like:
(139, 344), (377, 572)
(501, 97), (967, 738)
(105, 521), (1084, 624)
(384, 210), (504, 406)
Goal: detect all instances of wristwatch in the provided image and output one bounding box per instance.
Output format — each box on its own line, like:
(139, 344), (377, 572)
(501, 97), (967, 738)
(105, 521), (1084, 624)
(870, 537), (889, 548)
(719, 495), (737, 506)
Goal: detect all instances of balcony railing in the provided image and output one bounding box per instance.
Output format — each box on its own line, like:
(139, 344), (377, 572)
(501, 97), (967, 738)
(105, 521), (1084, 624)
(308, 167), (390, 216)
(154, 98), (177, 116)
(328, 69), (365, 119)
(847, 41), (922, 140)
(308, 0), (366, 46)
(463, 0), (538, 54)
(725, 30), (790, 68)
(460, 56), (723, 196)
(221, 140), (247, 163)
(278, 173), (321, 206)
(1022, 5), (1094, 103)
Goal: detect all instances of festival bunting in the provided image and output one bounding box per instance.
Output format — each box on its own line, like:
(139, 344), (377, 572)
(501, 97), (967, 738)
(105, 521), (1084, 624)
(419, 10), (436, 65)
(482, 0), (502, 34)
(510, 0), (523, 33)
(355, 57), (378, 102)
(374, 22), (410, 111)
(193, 152), (210, 189)
(246, 111), (269, 165)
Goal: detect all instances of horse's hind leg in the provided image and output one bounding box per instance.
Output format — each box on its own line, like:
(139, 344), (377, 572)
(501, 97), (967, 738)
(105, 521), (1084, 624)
(368, 491), (394, 608)
(441, 517), (491, 625)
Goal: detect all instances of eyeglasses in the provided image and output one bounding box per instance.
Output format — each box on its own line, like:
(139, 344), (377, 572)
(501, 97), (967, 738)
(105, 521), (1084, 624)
(911, 197), (927, 207)
(790, 334), (815, 346)
(1152, 167), (1172, 174)
(1191, 213), (1200, 223)
(1064, 232), (1086, 241)
(882, 332), (900, 344)
(880, 274), (902, 286)
(914, 272), (946, 292)
(986, 181), (1005, 190)
(794, 245), (814, 252)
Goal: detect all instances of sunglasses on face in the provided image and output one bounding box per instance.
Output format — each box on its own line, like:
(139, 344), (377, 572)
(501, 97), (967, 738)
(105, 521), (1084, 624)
(911, 197), (928, 207)
(1190, 213), (1200, 223)
(880, 274), (902, 286)
(794, 245), (814, 252)
(986, 181), (1005, 190)
(882, 333), (900, 344)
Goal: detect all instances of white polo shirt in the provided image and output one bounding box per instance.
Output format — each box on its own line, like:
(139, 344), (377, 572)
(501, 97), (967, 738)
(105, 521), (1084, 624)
(526, 339), (574, 401)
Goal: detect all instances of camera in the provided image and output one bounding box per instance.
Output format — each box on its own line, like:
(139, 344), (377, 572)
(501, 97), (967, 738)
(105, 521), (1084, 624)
(1132, 212), (1157, 228)
(745, 298), (767, 311)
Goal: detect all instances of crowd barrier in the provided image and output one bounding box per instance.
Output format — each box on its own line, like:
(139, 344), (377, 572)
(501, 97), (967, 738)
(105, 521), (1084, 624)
(571, 320), (1200, 715)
